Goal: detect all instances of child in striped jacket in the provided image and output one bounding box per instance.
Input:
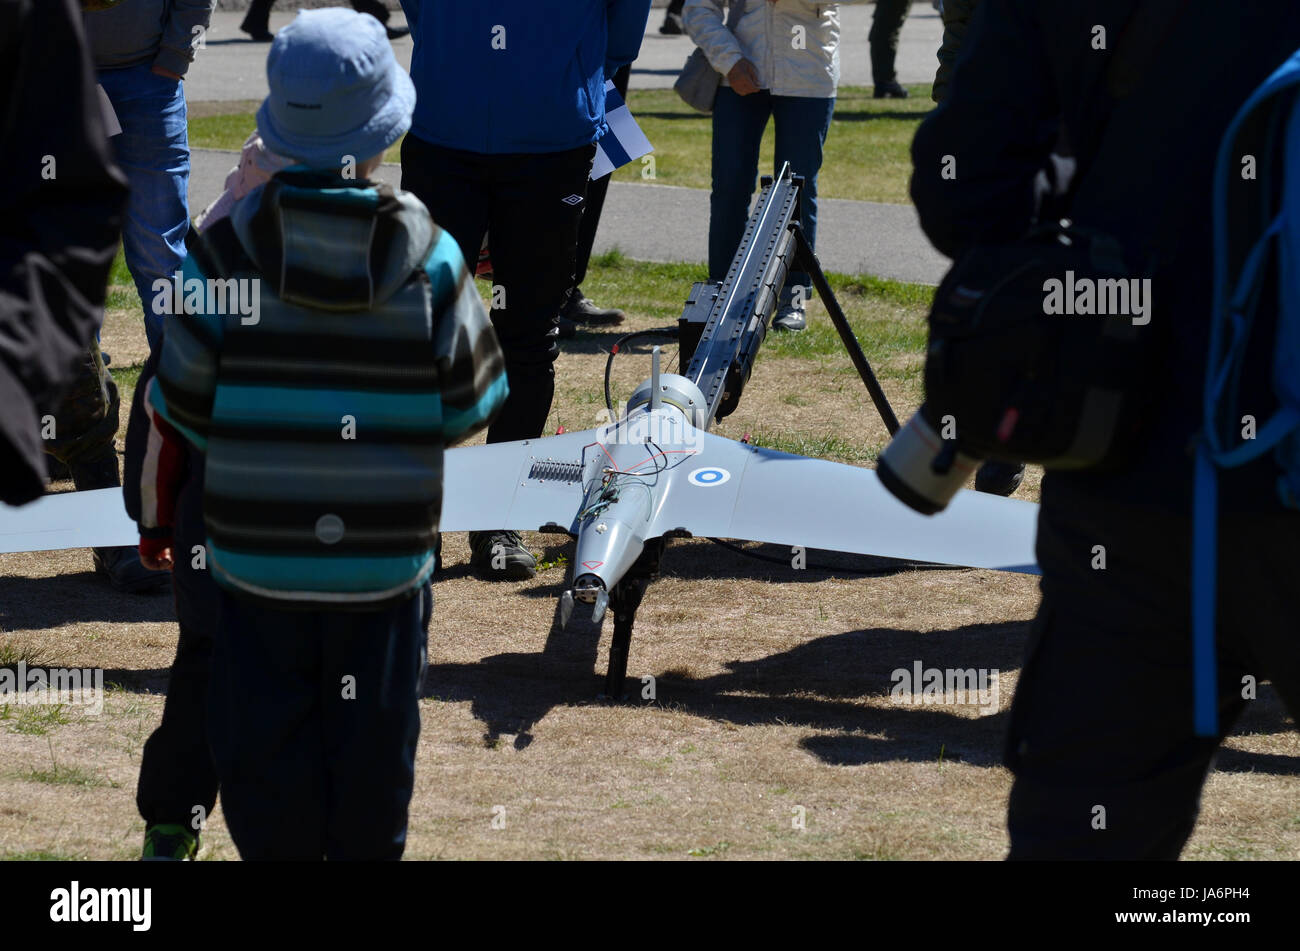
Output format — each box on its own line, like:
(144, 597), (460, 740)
(132, 9), (507, 859)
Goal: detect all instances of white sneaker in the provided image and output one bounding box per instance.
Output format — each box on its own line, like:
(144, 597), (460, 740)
(773, 289), (807, 332)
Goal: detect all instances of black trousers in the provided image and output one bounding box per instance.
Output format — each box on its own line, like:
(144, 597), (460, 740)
(868, 0), (911, 86)
(207, 583), (431, 861)
(572, 64), (631, 292)
(401, 135), (594, 443)
(135, 449), (220, 831)
(1005, 475), (1300, 858)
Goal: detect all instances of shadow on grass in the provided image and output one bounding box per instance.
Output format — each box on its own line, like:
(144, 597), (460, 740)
(422, 601), (1300, 778)
(422, 617), (1024, 759)
(0, 570), (172, 629)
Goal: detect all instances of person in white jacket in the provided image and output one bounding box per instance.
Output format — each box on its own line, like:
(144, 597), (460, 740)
(685, 0), (860, 330)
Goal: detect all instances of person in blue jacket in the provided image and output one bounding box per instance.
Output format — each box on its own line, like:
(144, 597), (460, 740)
(399, 0), (651, 581)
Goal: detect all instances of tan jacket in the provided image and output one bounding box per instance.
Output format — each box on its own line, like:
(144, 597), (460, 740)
(684, 0), (868, 99)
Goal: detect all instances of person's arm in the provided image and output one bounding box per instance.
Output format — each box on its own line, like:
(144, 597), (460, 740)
(909, 0), (1057, 259)
(683, 0), (745, 78)
(932, 0), (979, 103)
(124, 351), (187, 571)
(425, 230), (508, 445)
(605, 0), (652, 77)
(154, 0), (216, 79)
(151, 254), (223, 450)
(0, 0), (128, 505)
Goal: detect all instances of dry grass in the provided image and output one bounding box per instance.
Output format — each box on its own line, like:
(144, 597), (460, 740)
(0, 257), (1294, 861)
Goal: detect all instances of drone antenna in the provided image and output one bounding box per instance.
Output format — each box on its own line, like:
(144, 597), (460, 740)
(650, 346), (662, 411)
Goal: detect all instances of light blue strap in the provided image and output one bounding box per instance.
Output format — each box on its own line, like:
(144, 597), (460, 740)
(1192, 446), (1220, 737)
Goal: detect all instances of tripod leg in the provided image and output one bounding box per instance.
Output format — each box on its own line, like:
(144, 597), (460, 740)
(792, 225), (901, 436)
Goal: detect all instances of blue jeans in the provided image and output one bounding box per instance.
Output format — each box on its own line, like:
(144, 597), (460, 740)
(97, 64), (191, 352)
(709, 87), (835, 291)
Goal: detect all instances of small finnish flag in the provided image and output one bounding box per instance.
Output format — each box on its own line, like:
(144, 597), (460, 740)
(590, 80), (653, 181)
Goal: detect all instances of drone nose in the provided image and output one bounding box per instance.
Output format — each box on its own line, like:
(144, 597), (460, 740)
(560, 574), (610, 629)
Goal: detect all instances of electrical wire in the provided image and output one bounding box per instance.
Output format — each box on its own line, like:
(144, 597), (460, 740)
(604, 326), (680, 416)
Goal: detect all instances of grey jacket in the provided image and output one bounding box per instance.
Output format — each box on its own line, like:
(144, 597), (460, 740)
(84, 0), (214, 77)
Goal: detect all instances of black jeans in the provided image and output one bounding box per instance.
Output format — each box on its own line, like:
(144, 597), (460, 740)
(135, 448), (219, 831)
(1005, 475), (1300, 858)
(207, 583), (431, 860)
(401, 135), (594, 443)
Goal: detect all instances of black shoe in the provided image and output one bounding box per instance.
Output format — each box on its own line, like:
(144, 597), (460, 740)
(974, 460), (1026, 497)
(469, 530), (537, 581)
(563, 288), (625, 326)
(93, 546), (170, 594)
(386, 25), (410, 40)
(659, 13), (684, 34)
(873, 81), (909, 99)
(557, 316), (578, 339)
(239, 21), (274, 42)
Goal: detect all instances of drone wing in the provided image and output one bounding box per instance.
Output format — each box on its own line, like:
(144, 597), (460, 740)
(0, 487), (139, 554)
(440, 427), (606, 534)
(644, 431), (1039, 573)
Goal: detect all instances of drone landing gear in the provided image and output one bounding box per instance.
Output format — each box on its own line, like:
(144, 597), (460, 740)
(598, 540), (663, 701)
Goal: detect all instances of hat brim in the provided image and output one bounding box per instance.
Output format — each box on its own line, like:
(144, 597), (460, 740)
(257, 65), (416, 169)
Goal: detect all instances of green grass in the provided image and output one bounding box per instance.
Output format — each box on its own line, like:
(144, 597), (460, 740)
(0, 641), (58, 671)
(185, 84), (932, 204)
(1, 704), (73, 736)
(24, 765), (115, 789)
(188, 111), (404, 165)
(0, 850), (84, 861)
(614, 85), (932, 203)
(746, 430), (880, 465)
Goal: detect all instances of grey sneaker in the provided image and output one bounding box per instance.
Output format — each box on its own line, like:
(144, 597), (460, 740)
(469, 530), (537, 581)
(773, 289), (807, 332)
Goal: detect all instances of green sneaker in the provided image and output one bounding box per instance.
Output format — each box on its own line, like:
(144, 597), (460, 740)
(141, 824), (199, 861)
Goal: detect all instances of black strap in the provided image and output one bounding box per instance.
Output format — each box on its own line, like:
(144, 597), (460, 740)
(1069, 0), (1188, 181)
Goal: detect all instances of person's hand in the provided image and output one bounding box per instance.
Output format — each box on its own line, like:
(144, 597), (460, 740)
(151, 64), (182, 81)
(140, 546), (174, 572)
(727, 59), (761, 96)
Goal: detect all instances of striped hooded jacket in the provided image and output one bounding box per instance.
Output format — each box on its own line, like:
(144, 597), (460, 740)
(135, 169), (507, 609)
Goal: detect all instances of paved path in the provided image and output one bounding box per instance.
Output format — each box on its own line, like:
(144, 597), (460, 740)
(189, 149), (948, 285)
(185, 5), (946, 102)
(184, 4), (950, 285)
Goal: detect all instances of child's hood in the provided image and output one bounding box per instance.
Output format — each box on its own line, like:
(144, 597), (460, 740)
(228, 169), (436, 312)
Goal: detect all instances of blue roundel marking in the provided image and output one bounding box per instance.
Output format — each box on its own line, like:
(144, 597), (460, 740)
(688, 467), (731, 487)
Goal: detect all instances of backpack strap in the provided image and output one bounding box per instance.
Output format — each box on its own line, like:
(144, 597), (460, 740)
(1193, 52), (1300, 737)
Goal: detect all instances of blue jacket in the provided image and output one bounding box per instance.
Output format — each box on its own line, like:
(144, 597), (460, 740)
(399, 0), (650, 154)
